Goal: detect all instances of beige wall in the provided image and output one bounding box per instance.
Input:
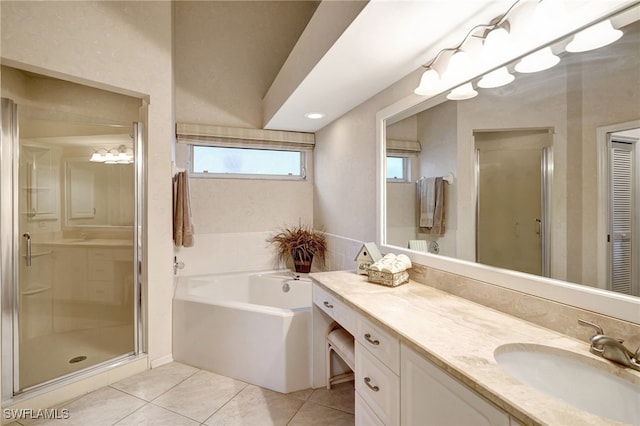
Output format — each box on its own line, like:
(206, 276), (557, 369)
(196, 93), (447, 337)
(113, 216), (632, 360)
(314, 69), (424, 242)
(415, 101), (458, 255)
(1, 0), (174, 373)
(173, 1), (317, 264)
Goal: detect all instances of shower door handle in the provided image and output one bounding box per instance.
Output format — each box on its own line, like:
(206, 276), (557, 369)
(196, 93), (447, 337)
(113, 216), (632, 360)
(23, 232), (31, 266)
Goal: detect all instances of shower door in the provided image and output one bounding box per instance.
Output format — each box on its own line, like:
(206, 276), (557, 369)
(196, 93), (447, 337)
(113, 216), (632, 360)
(1, 97), (143, 395)
(475, 129), (552, 277)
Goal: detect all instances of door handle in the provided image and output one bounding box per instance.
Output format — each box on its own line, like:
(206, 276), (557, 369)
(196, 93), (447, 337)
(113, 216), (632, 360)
(23, 232), (31, 267)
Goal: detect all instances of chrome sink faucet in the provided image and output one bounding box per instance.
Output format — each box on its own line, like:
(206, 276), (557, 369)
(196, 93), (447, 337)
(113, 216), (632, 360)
(579, 319), (640, 372)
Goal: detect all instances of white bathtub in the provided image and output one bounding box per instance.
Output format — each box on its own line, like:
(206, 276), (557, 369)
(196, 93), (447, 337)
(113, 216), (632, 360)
(172, 270), (312, 393)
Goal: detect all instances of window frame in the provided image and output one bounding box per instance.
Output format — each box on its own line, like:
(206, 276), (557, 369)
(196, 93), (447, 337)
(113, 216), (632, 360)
(188, 144), (308, 181)
(386, 155), (412, 183)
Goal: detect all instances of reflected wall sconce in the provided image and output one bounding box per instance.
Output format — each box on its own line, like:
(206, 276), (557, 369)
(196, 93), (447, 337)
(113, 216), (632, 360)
(566, 19), (622, 52)
(89, 145), (133, 164)
(477, 66), (515, 88)
(514, 46), (560, 73)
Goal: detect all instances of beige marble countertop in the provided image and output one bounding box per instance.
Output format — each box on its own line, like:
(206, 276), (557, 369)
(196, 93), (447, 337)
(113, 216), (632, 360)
(310, 270), (640, 426)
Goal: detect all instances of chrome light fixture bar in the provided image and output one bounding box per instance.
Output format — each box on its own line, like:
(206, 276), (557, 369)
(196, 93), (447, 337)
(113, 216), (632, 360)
(414, 0), (626, 100)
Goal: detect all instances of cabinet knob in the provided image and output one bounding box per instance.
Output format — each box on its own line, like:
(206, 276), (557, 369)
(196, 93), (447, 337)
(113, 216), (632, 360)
(323, 301), (334, 309)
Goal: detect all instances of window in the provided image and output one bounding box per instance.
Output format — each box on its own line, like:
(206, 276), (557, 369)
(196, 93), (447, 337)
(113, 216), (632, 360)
(387, 156), (411, 182)
(190, 145), (306, 179)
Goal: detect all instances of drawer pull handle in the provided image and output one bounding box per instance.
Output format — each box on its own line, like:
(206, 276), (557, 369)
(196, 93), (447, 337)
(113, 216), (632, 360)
(364, 377), (379, 392)
(323, 301), (334, 309)
(364, 333), (380, 345)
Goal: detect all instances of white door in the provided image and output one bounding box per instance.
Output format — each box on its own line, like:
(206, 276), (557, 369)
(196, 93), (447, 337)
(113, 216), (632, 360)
(609, 136), (638, 296)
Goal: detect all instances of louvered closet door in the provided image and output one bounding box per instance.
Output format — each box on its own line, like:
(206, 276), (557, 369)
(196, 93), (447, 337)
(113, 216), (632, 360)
(610, 141), (635, 295)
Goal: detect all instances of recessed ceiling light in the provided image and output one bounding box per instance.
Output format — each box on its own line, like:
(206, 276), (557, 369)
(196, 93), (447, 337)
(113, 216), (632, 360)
(304, 112), (324, 119)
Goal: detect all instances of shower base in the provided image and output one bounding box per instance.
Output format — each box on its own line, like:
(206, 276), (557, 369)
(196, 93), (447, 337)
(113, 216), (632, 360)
(19, 324), (134, 390)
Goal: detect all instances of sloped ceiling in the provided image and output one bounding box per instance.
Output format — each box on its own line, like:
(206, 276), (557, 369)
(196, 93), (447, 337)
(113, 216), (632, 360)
(264, 0), (516, 132)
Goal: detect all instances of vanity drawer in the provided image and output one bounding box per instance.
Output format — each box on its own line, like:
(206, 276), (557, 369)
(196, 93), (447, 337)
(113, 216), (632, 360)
(88, 249), (113, 261)
(88, 260), (114, 281)
(355, 392), (384, 426)
(357, 315), (400, 374)
(355, 341), (400, 425)
(312, 284), (356, 334)
(88, 280), (115, 303)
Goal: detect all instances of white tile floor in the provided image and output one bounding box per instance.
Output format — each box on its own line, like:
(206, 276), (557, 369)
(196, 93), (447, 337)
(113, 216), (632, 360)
(8, 362), (355, 426)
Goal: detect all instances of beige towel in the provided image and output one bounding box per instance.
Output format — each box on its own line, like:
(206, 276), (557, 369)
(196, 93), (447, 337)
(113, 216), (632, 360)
(418, 177), (445, 235)
(431, 177), (445, 235)
(173, 171), (194, 247)
(418, 177), (436, 228)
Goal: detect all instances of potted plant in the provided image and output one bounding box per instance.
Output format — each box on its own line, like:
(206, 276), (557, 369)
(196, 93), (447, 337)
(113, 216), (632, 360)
(267, 224), (327, 273)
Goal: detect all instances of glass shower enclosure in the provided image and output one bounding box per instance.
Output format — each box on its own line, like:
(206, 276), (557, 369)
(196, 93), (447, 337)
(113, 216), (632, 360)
(1, 87), (143, 397)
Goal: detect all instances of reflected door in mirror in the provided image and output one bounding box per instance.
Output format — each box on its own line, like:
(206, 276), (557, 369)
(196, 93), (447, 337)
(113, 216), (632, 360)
(475, 129), (552, 277)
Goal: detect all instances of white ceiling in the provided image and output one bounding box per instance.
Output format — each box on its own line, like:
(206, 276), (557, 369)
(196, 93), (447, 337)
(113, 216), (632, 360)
(263, 0), (516, 133)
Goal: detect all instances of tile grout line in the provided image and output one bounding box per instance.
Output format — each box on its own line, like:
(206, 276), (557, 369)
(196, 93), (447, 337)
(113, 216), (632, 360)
(200, 381), (250, 425)
(108, 400), (149, 426)
(108, 365), (202, 402)
(100, 387), (148, 426)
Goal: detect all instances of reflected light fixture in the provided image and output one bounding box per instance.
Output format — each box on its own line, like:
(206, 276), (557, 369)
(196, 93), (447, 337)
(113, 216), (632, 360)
(90, 150), (105, 162)
(447, 83), (478, 100)
(514, 47), (560, 73)
(478, 66), (515, 88)
(89, 145), (133, 164)
(566, 19), (622, 52)
(304, 112), (324, 119)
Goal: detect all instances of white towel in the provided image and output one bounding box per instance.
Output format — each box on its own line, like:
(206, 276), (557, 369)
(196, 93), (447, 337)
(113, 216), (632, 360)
(418, 178), (436, 228)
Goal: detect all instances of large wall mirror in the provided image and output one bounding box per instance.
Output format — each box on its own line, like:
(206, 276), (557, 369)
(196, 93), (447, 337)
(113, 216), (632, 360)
(379, 3), (640, 320)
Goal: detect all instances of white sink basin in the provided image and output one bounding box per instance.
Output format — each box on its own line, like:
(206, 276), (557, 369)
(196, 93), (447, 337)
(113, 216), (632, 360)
(495, 343), (640, 424)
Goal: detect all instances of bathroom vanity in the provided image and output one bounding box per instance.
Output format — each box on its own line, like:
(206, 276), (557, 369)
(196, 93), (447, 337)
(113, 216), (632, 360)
(310, 270), (640, 425)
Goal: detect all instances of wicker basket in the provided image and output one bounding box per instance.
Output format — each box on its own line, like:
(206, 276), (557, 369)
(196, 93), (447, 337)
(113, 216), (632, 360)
(367, 269), (409, 287)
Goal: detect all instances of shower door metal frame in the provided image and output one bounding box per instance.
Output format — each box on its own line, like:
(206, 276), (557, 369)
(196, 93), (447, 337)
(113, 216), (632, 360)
(1, 98), (20, 399)
(0, 97), (145, 400)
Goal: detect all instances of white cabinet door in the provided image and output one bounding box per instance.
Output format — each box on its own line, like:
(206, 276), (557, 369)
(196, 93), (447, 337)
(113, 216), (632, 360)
(401, 343), (509, 426)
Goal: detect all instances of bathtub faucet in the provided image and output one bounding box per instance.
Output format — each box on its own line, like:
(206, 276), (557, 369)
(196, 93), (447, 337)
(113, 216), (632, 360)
(288, 271), (301, 280)
(173, 256), (185, 275)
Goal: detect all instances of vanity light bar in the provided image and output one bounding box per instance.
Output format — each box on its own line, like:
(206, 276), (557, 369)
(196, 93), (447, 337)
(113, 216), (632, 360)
(414, 0), (625, 99)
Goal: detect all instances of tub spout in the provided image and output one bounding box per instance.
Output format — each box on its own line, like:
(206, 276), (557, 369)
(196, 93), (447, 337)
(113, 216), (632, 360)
(173, 256), (185, 275)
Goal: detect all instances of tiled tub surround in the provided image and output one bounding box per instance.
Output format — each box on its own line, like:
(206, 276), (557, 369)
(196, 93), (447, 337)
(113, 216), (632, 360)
(310, 270), (640, 425)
